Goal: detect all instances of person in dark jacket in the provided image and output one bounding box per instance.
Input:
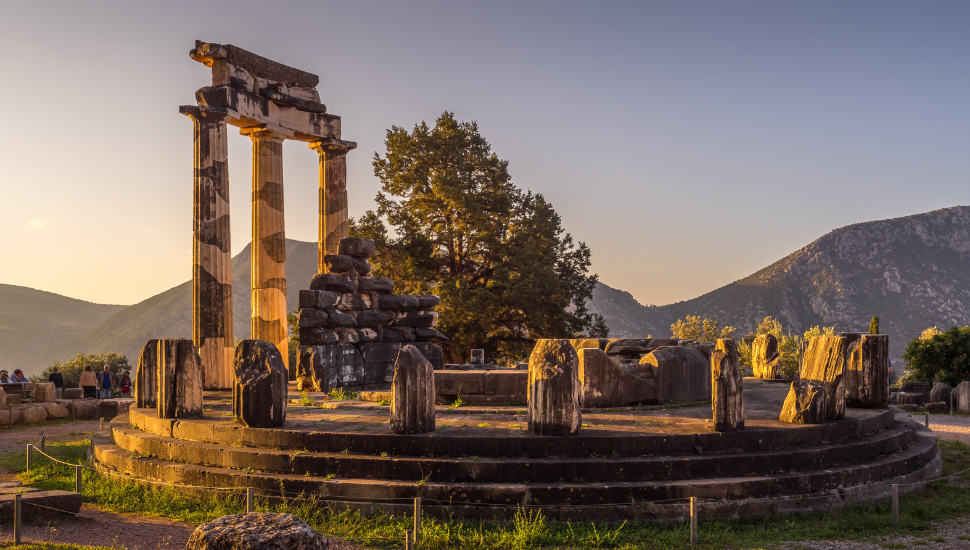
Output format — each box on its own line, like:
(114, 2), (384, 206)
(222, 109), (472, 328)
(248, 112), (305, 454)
(48, 366), (64, 398)
(97, 364), (113, 399)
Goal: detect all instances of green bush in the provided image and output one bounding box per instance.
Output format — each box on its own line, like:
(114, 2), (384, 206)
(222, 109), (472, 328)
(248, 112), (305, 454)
(35, 351), (130, 390)
(903, 325), (970, 386)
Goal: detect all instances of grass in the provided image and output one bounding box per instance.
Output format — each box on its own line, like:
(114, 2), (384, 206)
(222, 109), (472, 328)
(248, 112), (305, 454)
(6, 440), (970, 549)
(297, 391), (316, 407)
(0, 545), (118, 550)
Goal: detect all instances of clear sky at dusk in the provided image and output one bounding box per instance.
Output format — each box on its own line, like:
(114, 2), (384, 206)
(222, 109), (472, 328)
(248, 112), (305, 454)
(1, 1), (968, 307)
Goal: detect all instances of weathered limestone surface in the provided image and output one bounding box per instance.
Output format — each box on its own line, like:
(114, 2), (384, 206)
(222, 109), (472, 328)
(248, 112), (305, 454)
(186, 109), (234, 391)
(712, 339), (744, 432)
(577, 348), (656, 407)
(389, 345), (435, 434)
(845, 334), (889, 408)
(930, 383), (953, 407)
(900, 382), (932, 393)
(157, 339), (204, 419)
(953, 382), (970, 414)
(926, 402), (949, 414)
(800, 336), (846, 420)
(184, 512), (328, 550)
(233, 340), (288, 428)
(634, 347), (711, 403)
(528, 339), (581, 436)
(752, 334), (780, 379)
(0, 387), (5, 407)
(62, 388), (83, 400)
(135, 339), (159, 409)
(246, 129), (289, 370)
(33, 383), (56, 403)
(779, 380), (827, 424)
(310, 142), (355, 262)
(896, 392), (929, 406)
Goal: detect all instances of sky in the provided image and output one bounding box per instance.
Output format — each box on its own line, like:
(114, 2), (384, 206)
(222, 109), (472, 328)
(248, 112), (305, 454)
(0, 1), (968, 307)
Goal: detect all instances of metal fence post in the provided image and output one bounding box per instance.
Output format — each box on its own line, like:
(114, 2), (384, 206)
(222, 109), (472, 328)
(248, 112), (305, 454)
(690, 496), (697, 545)
(924, 412), (929, 428)
(414, 496), (421, 546)
(247, 487), (254, 513)
(40, 430), (46, 452)
(76, 464), (83, 494)
(892, 484), (899, 528)
(14, 492), (22, 544)
(26, 444), (32, 472)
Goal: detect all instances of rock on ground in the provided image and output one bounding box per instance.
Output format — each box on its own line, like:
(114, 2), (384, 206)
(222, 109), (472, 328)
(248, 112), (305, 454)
(184, 512), (328, 550)
(779, 380), (826, 424)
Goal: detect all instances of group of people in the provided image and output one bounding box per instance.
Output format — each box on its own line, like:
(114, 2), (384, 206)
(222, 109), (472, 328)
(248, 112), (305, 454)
(0, 365), (132, 400)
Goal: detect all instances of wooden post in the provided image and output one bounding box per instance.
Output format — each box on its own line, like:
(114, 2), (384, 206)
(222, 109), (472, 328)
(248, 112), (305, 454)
(8, 404), (12, 429)
(892, 484), (899, 528)
(72, 400), (76, 422)
(26, 444), (32, 472)
(75, 465), (82, 494)
(247, 487), (254, 513)
(690, 496), (697, 545)
(39, 431), (45, 452)
(924, 412), (929, 428)
(14, 493), (21, 545)
(406, 529), (414, 550)
(413, 496), (421, 546)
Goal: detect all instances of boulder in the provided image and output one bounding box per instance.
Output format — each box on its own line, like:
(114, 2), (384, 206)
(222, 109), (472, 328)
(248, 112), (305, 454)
(896, 392), (929, 406)
(62, 388), (84, 400)
(298, 289), (340, 309)
(184, 512), (328, 550)
(21, 406), (48, 423)
(43, 402), (69, 419)
(338, 237), (375, 258)
(634, 346), (711, 403)
(751, 334), (780, 379)
(135, 339), (159, 409)
(70, 399), (98, 419)
(898, 403), (918, 412)
(712, 339), (744, 432)
(157, 339), (204, 419)
(930, 383), (953, 407)
(578, 348), (657, 407)
(98, 400), (132, 420)
(953, 381), (970, 414)
(926, 402), (949, 414)
(233, 340), (288, 428)
(527, 339), (582, 436)
(844, 334), (889, 408)
(779, 380), (827, 424)
(33, 382), (56, 403)
(800, 336), (847, 420)
(310, 273), (355, 294)
(390, 345), (436, 434)
(0, 408), (21, 425)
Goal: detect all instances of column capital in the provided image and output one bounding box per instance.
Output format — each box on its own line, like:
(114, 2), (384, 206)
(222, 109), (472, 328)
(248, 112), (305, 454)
(240, 125), (290, 142)
(180, 105), (231, 124)
(309, 137), (358, 155)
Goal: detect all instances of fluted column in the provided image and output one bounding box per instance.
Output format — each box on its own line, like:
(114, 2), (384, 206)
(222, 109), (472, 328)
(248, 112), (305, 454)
(186, 109), (234, 390)
(243, 128), (288, 368)
(309, 140), (355, 273)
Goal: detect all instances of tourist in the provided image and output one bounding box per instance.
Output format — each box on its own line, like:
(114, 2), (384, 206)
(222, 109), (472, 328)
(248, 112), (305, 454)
(11, 370), (27, 383)
(119, 370), (131, 396)
(79, 365), (97, 399)
(97, 364), (114, 399)
(0, 371), (9, 383)
(49, 366), (64, 399)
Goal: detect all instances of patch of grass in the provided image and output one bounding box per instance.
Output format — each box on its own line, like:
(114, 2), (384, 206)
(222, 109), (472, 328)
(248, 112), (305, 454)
(0, 544), (118, 550)
(377, 399), (390, 406)
(326, 387), (357, 401)
(449, 396), (464, 409)
(297, 391), (316, 407)
(477, 423), (491, 428)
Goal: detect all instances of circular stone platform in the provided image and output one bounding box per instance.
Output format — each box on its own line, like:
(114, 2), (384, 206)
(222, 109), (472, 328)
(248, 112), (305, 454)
(91, 379), (941, 521)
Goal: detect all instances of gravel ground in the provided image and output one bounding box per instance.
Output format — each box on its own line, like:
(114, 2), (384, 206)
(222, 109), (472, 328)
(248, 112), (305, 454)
(926, 413), (970, 446)
(781, 514), (970, 549)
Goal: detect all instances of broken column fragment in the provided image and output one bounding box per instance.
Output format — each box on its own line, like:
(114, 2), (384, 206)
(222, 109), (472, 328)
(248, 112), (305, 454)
(135, 339), (159, 409)
(844, 334), (889, 408)
(390, 345), (435, 434)
(712, 339), (744, 431)
(578, 348), (656, 407)
(528, 339), (581, 436)
(779, 380), (827, 424)
(156, 338), (204, 419)
(752, 334), (780, 379)
(800, 335), (847, 420)
(233, 340), (288, 428)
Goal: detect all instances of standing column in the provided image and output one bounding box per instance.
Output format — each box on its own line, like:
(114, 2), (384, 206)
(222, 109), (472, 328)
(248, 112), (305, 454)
(309, 139), (356, 273)
(243, 129), (289, 368)
(186, 109), (234, 390)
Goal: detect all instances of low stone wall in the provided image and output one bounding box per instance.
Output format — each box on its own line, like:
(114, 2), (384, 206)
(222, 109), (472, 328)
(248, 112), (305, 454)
(434, 370), (527, 405)
(0, 398), (132, 424)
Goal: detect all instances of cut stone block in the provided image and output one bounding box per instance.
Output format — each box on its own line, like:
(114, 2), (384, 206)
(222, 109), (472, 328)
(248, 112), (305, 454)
(135, 339), (159, 409)
(71, 399), (98, 419)
(926, 402), (949, 414)
(352, 257), (371, 276)
(233, 340), (288, 428)
(324, 254), (355, 274)
(298, 289), (340, 309)
(800, 336), (846, 420)
(896, 392), (929, 406)
(930, 383), (953, 408)
(310, 273), (355, 293)
(416, 295), (441, 309)
(528, 339), (581, 436)
(435, 371), (485, 396)
(334, 327), (359, 344)
(184, 512), (328, 550)
(157, 338), (204, 419)
(325, 309), (356, 328)
(415, 327), (448, 342)
(900, 381), (932, 393)
(336, 293), (367, 312)
(356, 310), (394, 328)
(752, 334), (780, 379)
(0, 408), (21, 425)
(357, 277), (393, 294)
(712, 339), (744, 432)
(635, 346), (711, 403)
(362, 343), (402, 385)
(297, 346), (330, 392)
(390, 345), (436, 434)
(300, 327), (338, 346)
(604, 339), (649, 357)
(382, 327), (414, 343)
(21, 406), (47, 423)
(411, 342), (445, 371)
(298, 308), (329, 328)
(43, 402), (69, 419)
(338, 237), (376, 258)
(577, 348), (656, 407)
(484, 370), (528, 397)
(0, 387), (5, 407)
(378, 294), (420, 311)
(356, 328), (378, 344)
(62, 388), (84, 400)
(779, 380), (827, 424)
(33, 383), (56, 403)
(333, 344), (365, 386)
(845, 334), (889, 408)
(393, 313), (435, 327)
(470, 349), (485, 365)
(568, 339), (608, 352)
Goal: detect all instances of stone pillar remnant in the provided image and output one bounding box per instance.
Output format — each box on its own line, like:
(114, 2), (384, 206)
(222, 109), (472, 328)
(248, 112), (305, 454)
(310, 139), (356, 270)
(233, 340), (288, 428)
(245, 129), (289, 369)
(844, 333), (889, 408)
(711, 339), (744, 431)
(389, 345), (436, 434)
(800, 335), (847, 420)
(779, 380), (827, 424)
(186, 109), (234, 390)
(135, 339), (159, 409)
(528, 339), (581, 436)
(157, 339), (204, 419)
(752, 334), (780, 379)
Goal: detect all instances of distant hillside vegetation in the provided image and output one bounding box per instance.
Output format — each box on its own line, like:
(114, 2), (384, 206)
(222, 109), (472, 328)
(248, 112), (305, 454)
(588, 206), (970, 362)
(0, 284), (125, 374)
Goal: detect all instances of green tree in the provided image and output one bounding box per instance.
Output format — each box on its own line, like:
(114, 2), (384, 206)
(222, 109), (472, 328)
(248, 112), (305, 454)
(36, 352), (130, 391)
(357, 112), (607, 363)
(869, 316), (880, 334)
(287, 309), (299, 379)
(670, 315), (735, 342)
(902, 326), (970, 386)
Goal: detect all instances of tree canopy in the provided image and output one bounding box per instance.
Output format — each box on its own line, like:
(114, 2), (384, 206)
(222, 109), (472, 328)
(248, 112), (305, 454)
(355, 111), (607, 363)
(36, 352), (130, 390)
(903, 326), (970, 386)
(670, 315), (735, 342)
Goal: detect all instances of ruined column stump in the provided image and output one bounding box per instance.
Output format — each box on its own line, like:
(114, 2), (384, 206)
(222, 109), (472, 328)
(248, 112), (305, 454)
(135, 339), (159, 409)
(930, 383), (953, 408)
(712, 339), (744, 431)
(528, 339), (581, 436)
(845, 334), (889, 408)
(752, 334), (780, 379)
(33, 382), (56, 403)
(233, 340), (288, 428)
(389, 345), (435, 434)
(779, 380), (827, 424)
(801, 336), (847, 420)
(954, 381), (970, 415)
(157, 339), (204, 419)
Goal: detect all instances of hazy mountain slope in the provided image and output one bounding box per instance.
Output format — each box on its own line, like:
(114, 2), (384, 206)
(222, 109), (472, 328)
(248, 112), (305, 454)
(0, 284), (125, 373)
(58, 240), (319, 369)
(589, 206), (970, 361)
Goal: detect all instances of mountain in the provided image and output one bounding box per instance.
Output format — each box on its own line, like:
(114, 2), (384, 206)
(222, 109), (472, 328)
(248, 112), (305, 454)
(588, 206), (970, 363)
(0, 284), (125, 373)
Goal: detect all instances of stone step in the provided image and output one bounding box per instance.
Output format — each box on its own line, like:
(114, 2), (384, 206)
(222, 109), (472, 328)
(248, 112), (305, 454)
(125, 406), (897, 458)
(109, 420), (916, 484)
(91, 424), (938, 511)
(0, 486), (82, 518)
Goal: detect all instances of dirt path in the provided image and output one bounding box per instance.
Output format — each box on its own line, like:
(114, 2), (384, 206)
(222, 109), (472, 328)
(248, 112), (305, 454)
(927, 413), (970, 446)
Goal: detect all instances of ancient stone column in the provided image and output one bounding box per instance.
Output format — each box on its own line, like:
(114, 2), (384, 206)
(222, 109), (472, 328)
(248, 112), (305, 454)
(528, 339), (582, 436)
(135, 339), (159, 409)
(801, 335), (847, 420)
(389, 345), (436, 434)
(844, 334), (889, 408)
(156, 339), (204, 419)
(245, 129), (289, 368)
(186, 110), (234, 390)
(711, 339), (744, 431)
(752, 334), (780, 379)
(309, 139), (356, 272)
(233, 339), (288, 428)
